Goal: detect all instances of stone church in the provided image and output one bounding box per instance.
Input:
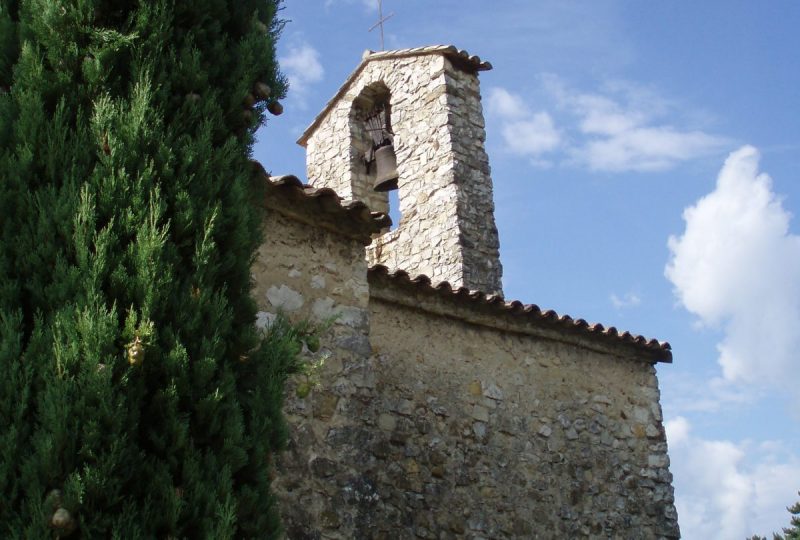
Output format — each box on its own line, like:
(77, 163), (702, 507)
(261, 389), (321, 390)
(252, 46), (680, 539)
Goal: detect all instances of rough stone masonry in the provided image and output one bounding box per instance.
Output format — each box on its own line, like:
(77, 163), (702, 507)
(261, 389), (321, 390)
(299, 46), (503, 297)
(254, 46), (680, 539)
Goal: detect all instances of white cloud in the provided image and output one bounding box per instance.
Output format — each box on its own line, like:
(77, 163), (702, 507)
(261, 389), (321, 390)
(325, 0), (377, 12)
(502, 113), (561, 157)
(575, 94), (643, 136)
(610, 291), (641, 309)
(665, 149), (800, 537)
(279, 42), (325, 107)
(544, 75), (729, 172)
(487, 87), (561, 163)
(488, 87), (530, 119)
(665, 146), (800, 393)
(665, 416), (800, 539)
(581, 126), (728, 172)
(664, 416), (690, 446)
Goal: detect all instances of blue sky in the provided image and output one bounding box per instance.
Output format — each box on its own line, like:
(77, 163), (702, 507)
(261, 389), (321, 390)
(253, 2), (800, 537)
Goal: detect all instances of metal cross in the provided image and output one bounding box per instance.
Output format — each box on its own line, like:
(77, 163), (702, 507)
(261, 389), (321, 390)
(368, 0), (394, 51)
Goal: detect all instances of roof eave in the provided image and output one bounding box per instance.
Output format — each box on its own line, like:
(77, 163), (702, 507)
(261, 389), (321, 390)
(368, 265), (673, 364)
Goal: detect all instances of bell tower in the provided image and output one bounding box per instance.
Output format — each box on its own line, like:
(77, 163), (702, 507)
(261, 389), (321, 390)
(298, 46), (503, 296)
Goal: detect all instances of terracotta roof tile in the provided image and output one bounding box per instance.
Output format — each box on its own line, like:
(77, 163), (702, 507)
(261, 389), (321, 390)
(364, 45), (492, 72)
(253, 161), (390, 242)
(298, 44), (491, 147)
(369, 265), (672, 363)
(255, 161), (670, 360)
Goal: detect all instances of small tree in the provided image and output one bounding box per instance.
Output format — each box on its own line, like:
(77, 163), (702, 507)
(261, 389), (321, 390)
(0, 0), (297, 537)
(746, 492), (800, 540)
(779, 495), (800, 540)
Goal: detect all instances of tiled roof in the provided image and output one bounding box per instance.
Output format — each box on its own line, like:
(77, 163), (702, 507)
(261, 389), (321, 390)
(254, 155), (670, 361)
(254, 161), (390, 242)
(369, 265), (673, 363)
(297, 45), (491, 147)
(364, 45), (492, 72)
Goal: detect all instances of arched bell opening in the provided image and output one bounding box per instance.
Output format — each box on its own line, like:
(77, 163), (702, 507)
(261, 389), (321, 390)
(350, 81), (402, 229)
(387, 189), (401, 232)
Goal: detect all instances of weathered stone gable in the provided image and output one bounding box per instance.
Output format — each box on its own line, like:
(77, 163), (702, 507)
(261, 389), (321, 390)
(300, 47), (502, 295)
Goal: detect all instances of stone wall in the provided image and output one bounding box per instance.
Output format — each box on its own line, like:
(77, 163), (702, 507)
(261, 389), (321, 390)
(440, 57), (502, 294)
(301, 49), (503, 295)
(364, 283), (679, 539)
(251, 207), (377, 538)
(263, 257), (679, 539)
(252, 210), (371, 335)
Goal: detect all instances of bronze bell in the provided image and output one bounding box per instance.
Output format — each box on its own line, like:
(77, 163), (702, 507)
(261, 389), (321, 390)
(373, 144), (399, 192)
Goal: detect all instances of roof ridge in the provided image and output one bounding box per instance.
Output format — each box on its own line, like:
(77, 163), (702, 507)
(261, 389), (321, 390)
(363, 45), (491, 70)
(297, 44), (491, 147)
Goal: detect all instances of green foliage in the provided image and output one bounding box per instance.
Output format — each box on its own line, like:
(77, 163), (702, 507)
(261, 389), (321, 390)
(0, 0), (295, 537)
(781, 495), (800, 540)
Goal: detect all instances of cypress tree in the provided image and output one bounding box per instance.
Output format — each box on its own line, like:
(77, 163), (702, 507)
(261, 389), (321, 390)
(0, 0), (297, 537)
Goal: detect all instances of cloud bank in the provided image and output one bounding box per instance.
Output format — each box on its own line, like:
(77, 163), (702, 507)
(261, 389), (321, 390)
(666, 416), (800, 539)
(486, 77), (728, 172)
